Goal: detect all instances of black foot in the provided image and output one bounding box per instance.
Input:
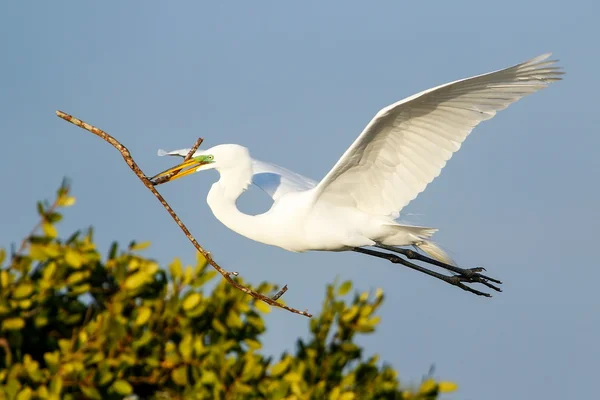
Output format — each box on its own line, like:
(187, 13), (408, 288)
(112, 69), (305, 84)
(376, 245), (502, 289)
(353, 247), (502, 297)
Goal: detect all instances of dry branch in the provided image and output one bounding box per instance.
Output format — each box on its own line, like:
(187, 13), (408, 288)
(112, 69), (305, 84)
(55, 110), (312, 318)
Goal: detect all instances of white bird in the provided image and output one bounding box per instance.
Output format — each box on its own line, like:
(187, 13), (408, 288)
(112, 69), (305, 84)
(151, 53), (563, 296)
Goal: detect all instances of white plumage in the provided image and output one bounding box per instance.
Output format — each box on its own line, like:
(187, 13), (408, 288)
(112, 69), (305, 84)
(152, 53), (562, 295)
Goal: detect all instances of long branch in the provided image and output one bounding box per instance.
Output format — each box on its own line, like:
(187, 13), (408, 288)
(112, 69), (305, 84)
(55, 110), (312, 318)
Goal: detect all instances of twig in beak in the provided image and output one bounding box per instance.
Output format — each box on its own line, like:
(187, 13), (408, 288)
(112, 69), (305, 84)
(152, 137), (204, 186)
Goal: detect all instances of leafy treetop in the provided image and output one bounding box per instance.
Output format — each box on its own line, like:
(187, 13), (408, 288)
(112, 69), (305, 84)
(0, 182), (457, 399)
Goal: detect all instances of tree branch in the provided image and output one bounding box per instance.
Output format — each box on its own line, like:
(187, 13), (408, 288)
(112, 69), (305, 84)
(55, 110), (312, 318)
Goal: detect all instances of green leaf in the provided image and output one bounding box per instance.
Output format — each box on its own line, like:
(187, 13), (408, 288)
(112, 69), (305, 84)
(182, 292), (202, 311)
(338, 280), (353, 296)
(46, 212), (63, 224)
(37, 201), (45, 216)
(2, 317), (25, 330)
(111, 380), (133, 395)
(172, 365), (188, 386)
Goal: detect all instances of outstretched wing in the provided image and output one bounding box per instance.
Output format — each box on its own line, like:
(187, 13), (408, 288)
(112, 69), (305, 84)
(311, 53), (563, 217)
(157, 148), (316, 201)
(251, 159), (317, 201)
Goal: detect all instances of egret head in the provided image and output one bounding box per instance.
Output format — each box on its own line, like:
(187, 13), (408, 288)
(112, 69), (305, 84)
(151, 144), (250, 184)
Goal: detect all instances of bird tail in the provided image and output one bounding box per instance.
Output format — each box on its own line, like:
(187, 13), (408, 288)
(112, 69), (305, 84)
(415, 240), (456, 267)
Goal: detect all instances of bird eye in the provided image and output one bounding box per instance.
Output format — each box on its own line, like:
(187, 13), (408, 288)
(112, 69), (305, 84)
(207, 155), (214, 161)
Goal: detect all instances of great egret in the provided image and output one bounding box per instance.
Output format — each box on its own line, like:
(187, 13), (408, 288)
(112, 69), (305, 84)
(151, 53), (562, 297)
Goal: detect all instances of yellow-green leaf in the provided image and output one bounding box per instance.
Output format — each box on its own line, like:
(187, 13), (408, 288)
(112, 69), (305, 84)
(130, 241), (151, 251)
(135, 306), (152, 326)
(182, 293), (202, 311)
(329, 387), (341, 400)
(169, 258), (183, 279)
(212, 319), (227, 334)
(338, 280), (353, 296)
(42, 223), (57, 238)
(172, 365), (188, 386)
(57, 195), (76, 207)
(196, 252), (208, 270)
(183, 265), (194, 284)
(44, 352), (60, 370)
(124, 271), (147, 290)
(42, 262), (57, 282)
(419, 378), (436, 394)
(1, 270), (9, 288)
(64, 249), (84, 268)
(270, 357), (290, 377)
(283, 372), (301, 383)
(66, 271), (89, 286)
(13, 283), (34, 299)
(80, 386), (102, 400)
(111, 380), (133, 395)
(0, 248), (6, 265)
(35, 315), (48, 328)
(255, 301), (271, 314)
(16, 387), (33, 400)
(226, 311), (243, 328)
(339, 393), (355, 400)
(2, 317), (25, 330)
(178, 334), (193, 362)
(242, 340), (260, 352)
(438, 381), (458, 393)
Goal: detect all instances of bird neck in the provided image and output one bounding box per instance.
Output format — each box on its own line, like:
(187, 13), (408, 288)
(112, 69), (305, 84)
(206, 163), (270, 243)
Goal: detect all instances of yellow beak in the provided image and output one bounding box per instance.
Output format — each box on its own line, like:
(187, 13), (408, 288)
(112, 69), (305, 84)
(150, 158), (209, 184)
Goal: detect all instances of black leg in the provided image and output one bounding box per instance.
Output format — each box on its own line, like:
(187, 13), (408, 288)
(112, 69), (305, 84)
(376, 244), (502, 287)
(352, 247), (499, 297)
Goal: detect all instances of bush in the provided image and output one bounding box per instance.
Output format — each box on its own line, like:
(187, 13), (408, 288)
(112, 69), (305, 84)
(0, 182), (457, 399)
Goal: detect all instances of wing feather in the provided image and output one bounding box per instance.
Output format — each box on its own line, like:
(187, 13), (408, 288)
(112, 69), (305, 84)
(251, 159), (316, 201)
(311, 53), (563, 217)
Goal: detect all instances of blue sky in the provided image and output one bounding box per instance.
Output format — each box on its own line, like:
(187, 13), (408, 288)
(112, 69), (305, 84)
(1, 1), (598, 399)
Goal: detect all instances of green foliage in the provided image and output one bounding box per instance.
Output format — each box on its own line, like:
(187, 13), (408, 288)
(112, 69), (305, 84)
(0, 183), (457, 399)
